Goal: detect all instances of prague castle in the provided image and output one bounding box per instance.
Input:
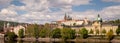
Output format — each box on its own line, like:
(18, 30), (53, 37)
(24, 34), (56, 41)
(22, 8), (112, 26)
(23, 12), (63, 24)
(56, 14), (89, 28)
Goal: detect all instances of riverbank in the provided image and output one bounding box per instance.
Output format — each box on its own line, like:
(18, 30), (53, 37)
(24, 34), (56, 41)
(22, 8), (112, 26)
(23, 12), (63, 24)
(16, 38), (120, 43)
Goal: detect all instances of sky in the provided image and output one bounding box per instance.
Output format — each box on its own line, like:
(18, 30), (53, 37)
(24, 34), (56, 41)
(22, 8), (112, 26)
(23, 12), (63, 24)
(0, 0), (120, 24)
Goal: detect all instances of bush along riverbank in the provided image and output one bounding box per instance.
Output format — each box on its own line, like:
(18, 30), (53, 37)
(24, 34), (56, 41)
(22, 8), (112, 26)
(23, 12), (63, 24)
(4, 27), (120, 42)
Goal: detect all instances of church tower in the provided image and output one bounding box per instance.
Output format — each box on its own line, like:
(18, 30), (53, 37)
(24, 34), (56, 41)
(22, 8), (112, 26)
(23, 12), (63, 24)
(64, 13), (67, 21)
(93, 14), (103, 35)
(97, 14), (102, 23)
(64, 13), (72, 21)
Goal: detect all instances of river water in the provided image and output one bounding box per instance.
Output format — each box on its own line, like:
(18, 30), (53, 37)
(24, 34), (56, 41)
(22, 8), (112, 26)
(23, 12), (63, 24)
(0, 39), (112, 43)
(4, 41), (112, 43)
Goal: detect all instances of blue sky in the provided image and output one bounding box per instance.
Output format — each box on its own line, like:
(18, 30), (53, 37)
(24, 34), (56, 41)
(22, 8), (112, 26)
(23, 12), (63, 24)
(10, 0), (120, 13)
(73, 0), (120, 11)
(0, 0), (120, 24)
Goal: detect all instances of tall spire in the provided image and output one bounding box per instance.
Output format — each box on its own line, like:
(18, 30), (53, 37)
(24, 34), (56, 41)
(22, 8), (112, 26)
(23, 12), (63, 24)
(64, 13), (67, 20)
(98, 14), (100, 18)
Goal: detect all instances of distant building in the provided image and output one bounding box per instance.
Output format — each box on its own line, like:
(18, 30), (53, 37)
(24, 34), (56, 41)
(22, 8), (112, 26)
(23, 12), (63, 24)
(54, 14), (118, 35)
(3, 23), (26, 36)
(55, 14), (89, 28)
(84, 14), (118, 35)
(13, 25), (25, 36)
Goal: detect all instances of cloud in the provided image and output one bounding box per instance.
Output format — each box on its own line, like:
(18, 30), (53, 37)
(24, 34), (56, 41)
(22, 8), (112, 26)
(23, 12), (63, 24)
(100, 5), (120, 20)
(0, 0), (12, 9)
(102, 0), (120, 2)
(0, 8), (18, 21)
(0, 9), (17, 15)
(0, 0), (12, 5)
(0, 0), (120, 24)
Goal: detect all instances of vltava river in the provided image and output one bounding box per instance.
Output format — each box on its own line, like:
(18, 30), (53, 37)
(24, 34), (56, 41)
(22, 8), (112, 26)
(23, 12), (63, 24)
(0, 39), (112, 43)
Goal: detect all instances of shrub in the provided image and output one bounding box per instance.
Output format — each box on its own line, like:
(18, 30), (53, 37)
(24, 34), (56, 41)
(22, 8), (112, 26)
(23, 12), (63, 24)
(102, 29), (106, 35)
(51, 28), (61, 38)
(18, 29), (24, 38)
(89, 29), (93, 34)
(116, 27), (120, 35)
(95, 29), (99, 35)
(61, 28), (76, 40)
(5, 32), (17, 40)
(79, 28), (88, 39)
(106, 29), (114, 40)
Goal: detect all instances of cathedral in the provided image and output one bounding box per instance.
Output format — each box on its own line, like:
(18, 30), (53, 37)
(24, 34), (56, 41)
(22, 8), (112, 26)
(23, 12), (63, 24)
(56, 13), (89, 28)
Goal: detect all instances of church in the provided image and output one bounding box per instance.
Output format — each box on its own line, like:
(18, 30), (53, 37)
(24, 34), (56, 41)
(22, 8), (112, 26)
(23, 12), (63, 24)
(84, 14), (118, 35)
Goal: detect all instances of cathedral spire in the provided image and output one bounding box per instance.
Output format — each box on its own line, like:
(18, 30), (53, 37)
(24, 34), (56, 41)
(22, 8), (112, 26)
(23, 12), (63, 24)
(64, 13), (67, 20)
(98, 14), (100, 18)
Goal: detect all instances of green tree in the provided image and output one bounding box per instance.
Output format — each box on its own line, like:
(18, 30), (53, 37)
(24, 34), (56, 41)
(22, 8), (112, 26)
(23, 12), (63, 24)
(44, 23), (51, 37)
(79, 28), (88, 39)
(44, 23), (50, 29)
(33, 24), (39, 38)
(116, 27), (120, 35)
(18, 29), (24, 38)
(39, 29), (47, 38)
(61, 28), (76, 40)
(5, 32), (17, 40)
(89, 29), (93, 34)
(26, 24), (40, 38)
(73, 23), (76, 26)
(102, 29), (106, 35)
(96, 29), (99, 35)
(115, 19), (120, 23)
(26, 25), (34, 37)
(106, 29), (114, 40)
(50, 28), (61, 38)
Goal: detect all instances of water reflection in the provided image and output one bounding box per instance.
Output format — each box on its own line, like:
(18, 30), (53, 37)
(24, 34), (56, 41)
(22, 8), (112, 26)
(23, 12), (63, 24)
(16, 41), (111, 43)
(1, 40), (112, 43)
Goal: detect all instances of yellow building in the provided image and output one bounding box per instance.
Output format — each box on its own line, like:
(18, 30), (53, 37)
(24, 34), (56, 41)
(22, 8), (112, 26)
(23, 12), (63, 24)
(84, 14), (118, 35)
(56, 14), (118, 35)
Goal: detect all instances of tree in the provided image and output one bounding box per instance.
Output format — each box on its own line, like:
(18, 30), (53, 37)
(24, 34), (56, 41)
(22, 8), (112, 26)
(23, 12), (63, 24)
(26, 25), (34, 37)
(116, 27), (120, 35)
(50, 28), (61, 38)
(33, 24), (39, 38)
(73, 23), (76, 26)
(5, 32), (17, 40)
(96, 29), (99, 35)
(102, 29), (106, 35)
(39, 29), (47, 38)
(89, 29), (93, 34)
(106, 29), (114, 40)
(61, 27), (76, 40)
(44, 23), (51, 37)
(44, 23), (50, 29)
(26, 24), (40, 38)
(18, 29), (24, 38)
(79, 28), (88, 39)
(115, 19), (120, 23)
